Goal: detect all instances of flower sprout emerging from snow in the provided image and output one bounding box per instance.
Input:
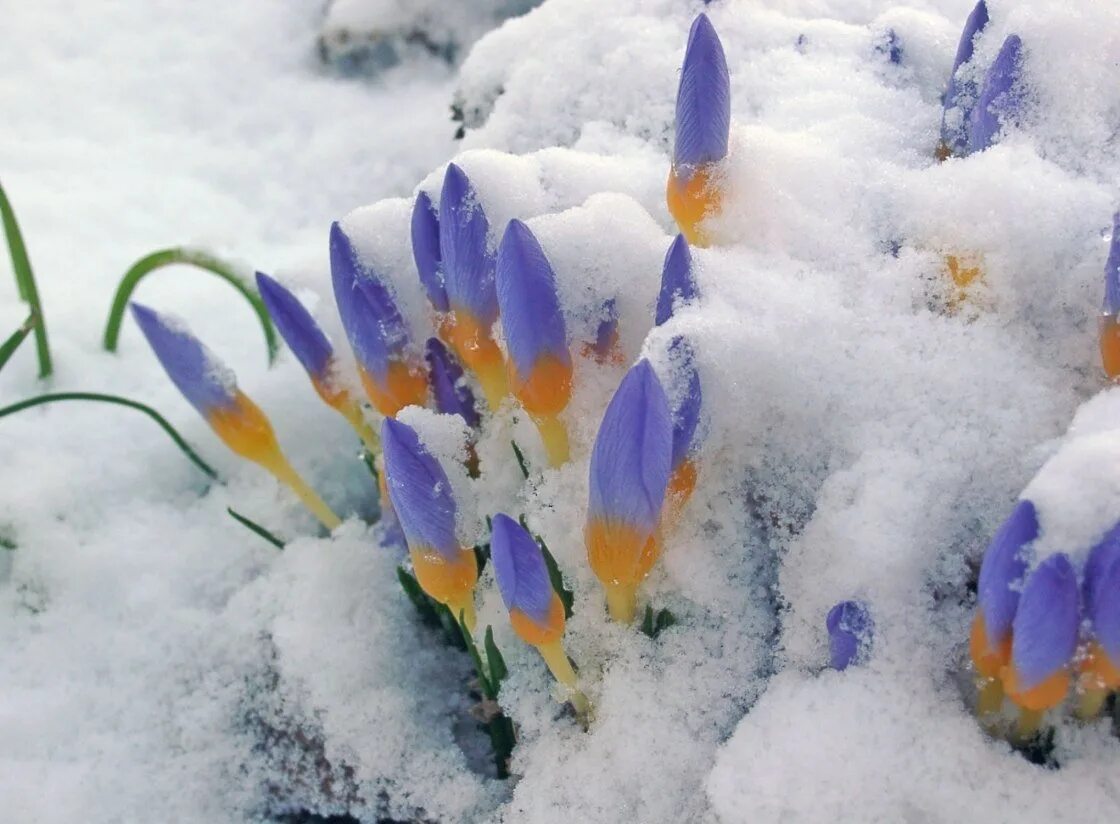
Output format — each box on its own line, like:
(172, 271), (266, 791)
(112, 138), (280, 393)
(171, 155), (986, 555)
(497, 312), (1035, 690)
(425, 337), (480, 429)
(411, 190), (448, 313)
(438, 162), (508, 409)
(496, 219), (573, 467)
(256, 271), (378, 455)
(330, 221), (428, 418)
(130, 303), (340, 529)
(966, 34), (1025, 155)
(937, 0), (989, 160)
(1077, 522), (1120, 719)
(381, 417), (478, 630)
(667, 13), (731, 247)
(491, 513), (588, 715)
(655, 234), (697, 327)
(585, 359), (673, 623)
(1098, 213), (1120, 379)
(826, 600), (873, 670)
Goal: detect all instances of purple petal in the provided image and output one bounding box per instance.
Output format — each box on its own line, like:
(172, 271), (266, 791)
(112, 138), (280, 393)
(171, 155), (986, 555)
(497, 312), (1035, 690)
(1083, 520), (1120, 617)
(1088, 553), (1120, 665)
(490, 513), (554, 624)
(411, 191), (448, 312)
(425, 337), (480, 429)
(439, 163), (497, 325)
(656, 234), (697, 326)
(1103, 213), (1120, 315)
(591, 299), (620, 360)
(1011, 553), (1080, 690)
(255, 272), (333, 382)
(380, 418), (459, 560)
(496, 219), (570, 378)
(588, 360), (674, 533)
(977, 499), (1036, 648)
(967, 34), (1024, 154)
(826, 600), (873, 670)
(940, 1), (990, 155)
(667, 336), (702, 468)
(674, 14), (731, 169)
(130, 303), (236, 415)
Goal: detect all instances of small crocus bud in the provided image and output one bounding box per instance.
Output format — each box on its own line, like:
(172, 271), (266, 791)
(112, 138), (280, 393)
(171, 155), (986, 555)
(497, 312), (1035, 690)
(937, 1), (990, 160)
(496, 219), (573, 466)
(1098, 214), (1120, 379)
(438, 163), (508, 409)
(966, 34), (1024, 155)
(663, 337), (702, 521)
(130, 303), (340, 530)
(330, 222), (428, 418)
(667, 14), (731, 247)
(255, 272), (378, 455)
(381, 417), (478, 630)
(655, 234), (697, 327)
(411, 191), (448, 313)
(491, 513), (589, 715)
(1077, 525), (1120, 718)
(583, 299), (623, 364)
(425, 337), (480, 429)
(826, 600), (873, 670)
(586, 360), (673, 623)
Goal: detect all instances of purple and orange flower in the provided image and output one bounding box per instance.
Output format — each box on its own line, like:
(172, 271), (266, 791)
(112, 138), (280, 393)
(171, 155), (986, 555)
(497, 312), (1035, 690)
(937, 1), (990, 160)
(967, 34), (1024, 155)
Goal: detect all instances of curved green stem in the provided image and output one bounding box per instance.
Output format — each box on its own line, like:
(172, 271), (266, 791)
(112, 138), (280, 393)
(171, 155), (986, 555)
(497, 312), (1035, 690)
(0, 392), (218, 479)
(102, 247), (277, 363)
(0, 180), (51, 377)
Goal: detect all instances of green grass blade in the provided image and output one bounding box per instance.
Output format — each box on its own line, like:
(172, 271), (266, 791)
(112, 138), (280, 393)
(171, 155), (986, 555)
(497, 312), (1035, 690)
(484, 626), (509, 689)
(227, 507), (286, 549)
(0, 180), (52, 377)
(459, 612), (494, 700)
(0, 392), (218, 479)
(0, 314), (35, 372)
(102, 247), (278, 363)
(511, 440), (529, 479)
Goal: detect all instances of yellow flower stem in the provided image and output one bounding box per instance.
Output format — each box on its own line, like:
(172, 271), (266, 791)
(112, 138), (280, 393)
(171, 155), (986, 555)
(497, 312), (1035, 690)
(1013, 708), (1044, 743)
(538, 640), (590, 719)
(339, 401), (380, 456)
(451, 597), (477, 634)
(259, 451), (341, 531)
(534, 414), (570, 467)
(605, 582), (638, 624)
(474, 357), (509, 412)
(976, 677), (1004, 720)
(1076, 687), (1109, 721)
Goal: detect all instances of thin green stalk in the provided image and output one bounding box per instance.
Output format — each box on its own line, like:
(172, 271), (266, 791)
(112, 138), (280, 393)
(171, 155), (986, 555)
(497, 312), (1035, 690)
(0, 314), (35, 371)
(0, 392), (218, 479)
(0, 180), (51, 377)
(102, 247), (278, 363)
(227, 507), (286, 549)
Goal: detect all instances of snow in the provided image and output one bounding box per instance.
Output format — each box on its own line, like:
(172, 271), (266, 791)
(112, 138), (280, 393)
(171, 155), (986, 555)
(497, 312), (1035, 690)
(3, 0), (1120, 822)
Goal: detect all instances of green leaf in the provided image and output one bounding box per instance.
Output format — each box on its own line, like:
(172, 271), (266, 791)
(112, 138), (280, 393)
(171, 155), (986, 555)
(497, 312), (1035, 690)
(640, 606), (677, 639)
(0, 180), (51, 377)
(484, 626), (509, 690)
(486, 713), (516, 779)
(0, 314), (35, 372)
(459, 612), (494, 699)
(511, 440), (529, 479)
(656, 608), (677, 634)
(227, 507), (285, 549)
(102, 247), (277, 364)
(0, 392), (218, 479)
(519, 515), (574, 619)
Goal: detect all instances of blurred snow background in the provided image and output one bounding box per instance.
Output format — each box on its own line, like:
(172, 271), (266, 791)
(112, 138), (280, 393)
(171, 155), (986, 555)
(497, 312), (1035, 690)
(3, 0), (1120, 822)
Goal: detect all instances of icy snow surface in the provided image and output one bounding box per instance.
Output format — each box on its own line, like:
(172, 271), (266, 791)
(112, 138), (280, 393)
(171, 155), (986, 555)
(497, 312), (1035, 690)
(3, 0), (1120, 822)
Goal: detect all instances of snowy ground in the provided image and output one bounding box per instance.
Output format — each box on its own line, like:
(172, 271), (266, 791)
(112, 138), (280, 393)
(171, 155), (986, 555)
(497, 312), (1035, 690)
(3, 0), (1120, 822)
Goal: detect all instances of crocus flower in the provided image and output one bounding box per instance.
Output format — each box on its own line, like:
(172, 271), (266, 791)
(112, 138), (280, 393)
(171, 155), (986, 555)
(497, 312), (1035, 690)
(1077, 523), (1120, 718)
(381, 417), (478, 629)
(330, 221), (428, 417)
(1003, 553), (1079, 727)
(496, 219), (573, 466)
(411, 191), (448, 313)
(586, 359), (674, 622)
(663, 337), (702, 519)
(131, 303), (340, 529)
(667, 13), (731, 247)
(585, 299), (623, 364)
(1099, 213), (1120, 379)
(438, 163), (508, 408)
(256, 271), (378, 454)
(655, 234), (697, 327)
(826, 600), (873, 670)
(967, 35), (1024, 155)
(491, 513), (589, 715)
(425, 337), (480, 429)
(938, 1), (989, 159)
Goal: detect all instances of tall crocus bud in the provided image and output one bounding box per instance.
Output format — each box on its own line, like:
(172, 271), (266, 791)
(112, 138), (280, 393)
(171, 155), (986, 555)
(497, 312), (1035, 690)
(1077, 525), (1120, 718)
(381, 418), (479, 630)
(667, 14), (731, 247)
(586, 360), (673, 622)
(656, 234), (697, 326)
(827, 601), (873, 671)
(496, 219), (573, 466)
(937, 1), (990, 160)
(1098, 214), (1120, 379)
(585, 299), (623, 364)
(966, 35), (1024, 155)
(130, 303), (340, 530)
(256, 271), (379, 455)
(491, 514), (589, 716)
(425, 338), (480, 429)
(438, 163), (508, 409)
(330, 222), (428, 418)
(411, 191), (448, 313)
(1003, 553), (1080, 737)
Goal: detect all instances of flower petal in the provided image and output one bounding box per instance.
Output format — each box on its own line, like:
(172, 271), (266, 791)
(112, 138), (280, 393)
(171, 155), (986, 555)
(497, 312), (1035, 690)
(667, 336), (702, 469)
(490, 513), (554, 624)
(1103, 213), (1120, 315)
(976, 498), (1036, 648)
(656, 234), (697, 327)
(380, 418), (459, 559)
(411, 191), (448, 312)
(255, 272), (333, 382)
(967, 34), (1025, 154)
(425, 337), (480, 429)
(1011, 552), (1080, 690)
(826, 600), (873, 670)
(439, 163), (498, 326)
(674, 13), (731, 170)
(940, 1), (990, 155)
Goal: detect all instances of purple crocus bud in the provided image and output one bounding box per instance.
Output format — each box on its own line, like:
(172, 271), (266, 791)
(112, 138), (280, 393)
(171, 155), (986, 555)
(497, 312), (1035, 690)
(1005, 553), (1080, 710)
(1084, 521), (1120, 617)
(1102, 213), (1120, 316)
(667, 336), (702, 472)
(826, 600), (873, 670)
(939, 2), (989, 157)
(411, 191), (448, 312)
(674, 14), (731, 171)
(255, 271), (334, 387)
(491, 513), (555, 626)
(656, 234), (697, 327)
(1086, 550), (1120, 674)
(974, 499), (1036, 662)
(381, 418), (458, 559)
(967, 34), (1025, 155)
(439, 163), (498, 327)
(586, 299), (622, 363)
(424, 337), (480, 429)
